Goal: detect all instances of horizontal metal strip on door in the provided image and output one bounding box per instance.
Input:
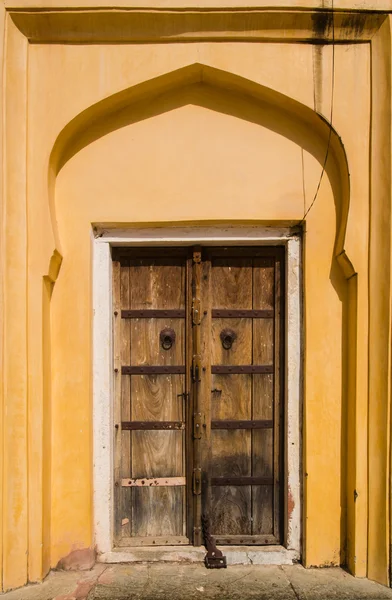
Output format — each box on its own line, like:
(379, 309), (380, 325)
(212, 309), (273, 318)
(214, 535), (279, 546)
(122, 477), (186, 487)
(121, 421), (185, 430)
(121, 309), (185, 318)
(211, 419), (273, 429)
(211, 476), (274, 486)
(211, 365), (273, 374)
(121, 366), (185, 375)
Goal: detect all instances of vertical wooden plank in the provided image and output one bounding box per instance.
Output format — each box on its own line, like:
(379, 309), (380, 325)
(273, 255), (282, 540)
(186, 257), (194, 540)
(211, 258), (252, 309)
(252, 374), (274, 535)
(253, 259), (274, 310)
(120, 262), (131, 538)
(112, 260), (122, 543)
(200, 258), (212, 542)
(252, 259), (276, 538)
(253, 319), (274, 366)
(191, 249), (203, 545)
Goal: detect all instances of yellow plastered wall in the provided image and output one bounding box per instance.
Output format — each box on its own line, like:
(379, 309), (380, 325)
(1, 7), (391, 592)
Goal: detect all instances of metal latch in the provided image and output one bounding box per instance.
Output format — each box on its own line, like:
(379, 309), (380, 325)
(202, 514), (227, 569)
(192, 298), (201, 326)
(193, 412), (203, 439)
(192, 355), (201, 382)
(193, 468), (202, 495)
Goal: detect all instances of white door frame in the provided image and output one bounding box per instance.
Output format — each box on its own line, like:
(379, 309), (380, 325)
(92, 225), (302, 563)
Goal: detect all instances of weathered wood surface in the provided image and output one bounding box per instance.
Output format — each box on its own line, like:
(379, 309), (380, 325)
(252, 259), (276, 538)
(115, 256), (187, 544)
(113, 249), (283, 547)
(129, 258), (185, 310)
(207, 253), (281, 541)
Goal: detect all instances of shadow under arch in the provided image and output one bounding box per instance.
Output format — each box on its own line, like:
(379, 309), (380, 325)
(48, 62), (353, 279)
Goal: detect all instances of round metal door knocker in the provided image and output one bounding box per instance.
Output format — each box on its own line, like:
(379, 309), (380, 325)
(220, 328), (237, 350)
(160, 328), (176, 350)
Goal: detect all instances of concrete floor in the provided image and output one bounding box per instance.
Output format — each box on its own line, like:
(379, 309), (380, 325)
(3, 564), (392, 600)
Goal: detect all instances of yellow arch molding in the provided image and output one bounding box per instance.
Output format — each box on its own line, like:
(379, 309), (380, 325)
(47, 62), (353, 281)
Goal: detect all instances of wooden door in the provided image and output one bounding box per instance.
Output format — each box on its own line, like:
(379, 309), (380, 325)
(112, 247), (283, 548)
(112, 249), (190, 547)
(201, 248), (284, 546)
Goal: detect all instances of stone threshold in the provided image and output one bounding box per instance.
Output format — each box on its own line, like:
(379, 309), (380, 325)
(98, 545), (300, 566)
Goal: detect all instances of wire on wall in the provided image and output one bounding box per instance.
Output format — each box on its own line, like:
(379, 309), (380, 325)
(299, 0), (335, 226)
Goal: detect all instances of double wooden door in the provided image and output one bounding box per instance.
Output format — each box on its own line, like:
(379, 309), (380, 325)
(112, 247), (284, 548)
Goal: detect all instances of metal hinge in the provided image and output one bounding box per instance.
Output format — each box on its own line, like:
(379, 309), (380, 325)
(193, 412), (203, 439)
(193, 468), (202, 495)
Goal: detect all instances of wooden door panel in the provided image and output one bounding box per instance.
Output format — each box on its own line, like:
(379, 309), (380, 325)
(129, 259), (185, 309)
(253, 319), (274, 365)
(210, 430), (251, 477)
(211, 258), (252, 309)
(130, 319), (184, 365)
(253, 375), (273, 419)
(252, 486), (274, 535)
(211, 374), (251, 420)
(210, 487), (252, 535)
(211, 318), (252, 365)
(131, 375), (184, 421)
(132, 430), (184, 477)
(252, 429), (273, 477)
(132, 487), (185, 537)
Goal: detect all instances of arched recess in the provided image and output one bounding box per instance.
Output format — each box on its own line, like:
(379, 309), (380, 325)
(45, 62), (358, 569)
(47, 62), (353, 279)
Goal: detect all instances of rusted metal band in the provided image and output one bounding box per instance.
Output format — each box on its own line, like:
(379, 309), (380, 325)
(122, 366), (185, 375)
(122, 477), (186, 487)
(212, 309), (273, 318)
(121, 421), (185, 430)
(211, 420), (273, 429)
(211, 365), (273, 374)
(121, 309), (185, 318)
(211, 476), (274, 486)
